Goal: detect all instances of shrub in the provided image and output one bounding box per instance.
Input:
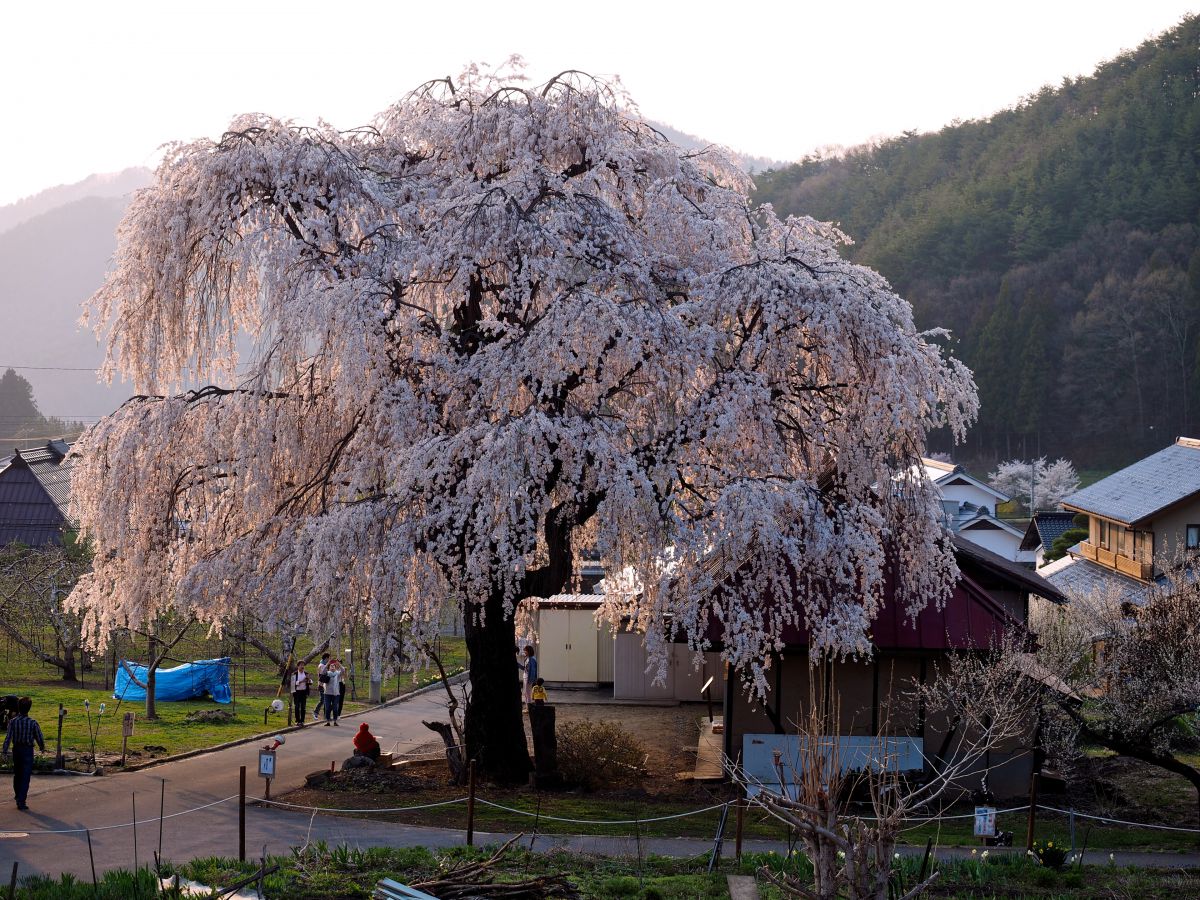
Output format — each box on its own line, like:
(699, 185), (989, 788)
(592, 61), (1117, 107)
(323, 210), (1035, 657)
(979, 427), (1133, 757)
(556, 720), (646, 791)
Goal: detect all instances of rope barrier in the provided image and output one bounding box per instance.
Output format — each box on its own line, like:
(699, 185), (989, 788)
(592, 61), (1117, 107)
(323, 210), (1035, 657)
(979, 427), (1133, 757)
(475, 798), (728, 825)
(259, 796), (469, 814)
(12, 794), (240, 835)
(1036, 804), (1200, 834)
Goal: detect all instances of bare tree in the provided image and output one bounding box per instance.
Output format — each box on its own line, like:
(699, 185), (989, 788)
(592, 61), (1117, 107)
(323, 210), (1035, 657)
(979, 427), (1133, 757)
(1039, 549), (1200, 820)
(0, 544), (89, 682)
(738, 641), (1037, 900)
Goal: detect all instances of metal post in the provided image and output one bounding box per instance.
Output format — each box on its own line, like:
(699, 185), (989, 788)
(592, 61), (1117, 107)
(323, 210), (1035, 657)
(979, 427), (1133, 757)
(7, 861), (17, 900)
(1025, 772), (1040, 852)
(466, 759), (477, 846)
(132, 793), (138, 870)
(239, 766), (246, 862)
(1069, 808), (1076, 857)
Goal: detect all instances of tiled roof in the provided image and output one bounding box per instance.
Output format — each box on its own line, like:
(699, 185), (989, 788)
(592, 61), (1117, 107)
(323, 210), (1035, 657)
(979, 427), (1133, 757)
(1042, 553), (1153, 605)
(1062, 438), (1200, 524)
(1021, 512), (1078, 552)
(0, 440), (73, 547)
(951, 534), (1067, 604)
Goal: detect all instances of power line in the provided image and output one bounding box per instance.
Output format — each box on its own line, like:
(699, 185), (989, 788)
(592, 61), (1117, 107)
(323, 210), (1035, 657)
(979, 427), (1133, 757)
(0, 364), (100, 372)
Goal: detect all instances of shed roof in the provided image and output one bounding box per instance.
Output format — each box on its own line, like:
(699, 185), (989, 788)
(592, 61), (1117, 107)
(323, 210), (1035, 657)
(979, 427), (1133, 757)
(1042, 553), (1153, 606)
(1062, 438), (1200, 525)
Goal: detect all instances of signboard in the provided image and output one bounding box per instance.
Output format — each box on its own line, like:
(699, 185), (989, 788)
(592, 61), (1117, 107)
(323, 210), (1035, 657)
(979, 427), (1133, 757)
(974, 806), (997, 837)
(258, 749), (277, 780)
(122, 712), (135, 738)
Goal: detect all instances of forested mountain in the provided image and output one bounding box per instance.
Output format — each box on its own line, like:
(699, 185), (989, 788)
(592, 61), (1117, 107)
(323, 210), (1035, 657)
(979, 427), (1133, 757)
(755, 16), (1200, 468)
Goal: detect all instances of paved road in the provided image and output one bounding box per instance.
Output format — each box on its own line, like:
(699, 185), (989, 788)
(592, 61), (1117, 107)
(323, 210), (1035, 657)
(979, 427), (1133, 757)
(0, 680), (460, 879)
(3, 682), (1200, 880)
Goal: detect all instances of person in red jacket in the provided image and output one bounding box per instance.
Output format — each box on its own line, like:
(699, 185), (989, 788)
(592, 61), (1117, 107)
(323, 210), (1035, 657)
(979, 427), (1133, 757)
(353, 722), (381, 761)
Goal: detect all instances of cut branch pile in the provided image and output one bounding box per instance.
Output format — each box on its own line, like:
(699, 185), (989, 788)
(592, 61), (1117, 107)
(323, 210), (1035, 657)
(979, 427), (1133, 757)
(411, 836), (578, 899)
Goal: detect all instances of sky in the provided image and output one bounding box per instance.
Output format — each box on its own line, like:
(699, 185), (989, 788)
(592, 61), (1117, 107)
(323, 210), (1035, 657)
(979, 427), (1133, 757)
(1, 0), (1197, 206)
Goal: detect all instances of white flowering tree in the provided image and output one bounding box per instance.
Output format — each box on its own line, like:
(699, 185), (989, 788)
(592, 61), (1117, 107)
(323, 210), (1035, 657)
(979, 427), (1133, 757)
(70, 65), (976, 781)
(988, 457), (1079, 514)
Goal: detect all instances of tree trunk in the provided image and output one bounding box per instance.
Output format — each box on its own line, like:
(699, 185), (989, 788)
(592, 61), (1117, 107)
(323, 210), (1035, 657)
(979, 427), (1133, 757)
(145, 663), (158, 720)
(60, 652), (77, 682)
(462, 591), (531, 784)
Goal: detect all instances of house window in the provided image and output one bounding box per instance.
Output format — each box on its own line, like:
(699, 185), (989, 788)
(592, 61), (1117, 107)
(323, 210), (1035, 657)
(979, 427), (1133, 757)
(1187, 525), (1200, 550)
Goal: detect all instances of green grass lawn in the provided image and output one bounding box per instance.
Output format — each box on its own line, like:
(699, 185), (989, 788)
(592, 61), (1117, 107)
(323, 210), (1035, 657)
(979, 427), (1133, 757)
(1, 627), (465, 765)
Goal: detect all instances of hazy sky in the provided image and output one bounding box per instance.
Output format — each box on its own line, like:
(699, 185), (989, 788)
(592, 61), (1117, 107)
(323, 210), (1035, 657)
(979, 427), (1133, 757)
(2, 0), (1197, 206)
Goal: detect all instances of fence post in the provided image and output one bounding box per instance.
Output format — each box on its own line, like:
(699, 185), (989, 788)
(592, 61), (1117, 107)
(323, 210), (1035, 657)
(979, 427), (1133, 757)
(1025, 771), (1040, 852)
(735, 795), (745, 862)
(239, 765), (247, 862)
(8, 861), (17, 900)
(1069, 808), (1076, 857)
(466, 759), (477, 846)
(132, 793), (138, 870)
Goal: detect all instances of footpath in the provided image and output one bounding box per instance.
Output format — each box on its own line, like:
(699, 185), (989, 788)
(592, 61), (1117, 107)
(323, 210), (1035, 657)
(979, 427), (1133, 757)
(2, 683), (1200, 879)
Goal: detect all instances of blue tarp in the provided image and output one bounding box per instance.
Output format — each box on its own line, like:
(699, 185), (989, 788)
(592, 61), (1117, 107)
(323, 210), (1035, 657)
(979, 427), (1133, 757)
(114, 657), (232, 704)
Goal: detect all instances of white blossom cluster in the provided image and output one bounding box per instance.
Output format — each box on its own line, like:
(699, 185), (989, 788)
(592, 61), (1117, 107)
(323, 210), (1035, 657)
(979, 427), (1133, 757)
(70, 66), (977, 693)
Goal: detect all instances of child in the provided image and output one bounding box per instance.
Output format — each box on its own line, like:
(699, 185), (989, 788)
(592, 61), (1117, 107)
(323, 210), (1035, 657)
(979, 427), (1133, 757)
(531, 677), (547, 705)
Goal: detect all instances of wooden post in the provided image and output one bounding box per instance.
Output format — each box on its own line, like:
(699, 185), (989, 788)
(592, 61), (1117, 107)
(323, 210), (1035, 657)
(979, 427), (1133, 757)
(158, 778), (165, 859)
(466, 759), (477, 846)
(239, 765), (246, 862)
(86, 829), (98, 891)
(55, 704), (65, 770)
(734, 796), (745, 862)
(1025, 771), (1040, 852)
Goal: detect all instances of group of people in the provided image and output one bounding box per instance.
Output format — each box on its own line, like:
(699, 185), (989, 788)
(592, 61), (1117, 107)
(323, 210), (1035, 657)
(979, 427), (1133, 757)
(518, 644), (547, 706)
(289, 653), (347, 726)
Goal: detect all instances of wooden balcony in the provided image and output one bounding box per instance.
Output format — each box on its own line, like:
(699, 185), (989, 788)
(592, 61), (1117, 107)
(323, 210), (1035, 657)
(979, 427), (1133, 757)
(1078, 541), (1152, 581)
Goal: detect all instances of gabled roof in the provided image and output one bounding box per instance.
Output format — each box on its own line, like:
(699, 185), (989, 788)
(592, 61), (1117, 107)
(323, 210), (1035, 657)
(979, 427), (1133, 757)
(1062, 438), (1200, 526)
(0, 440), (74, 547)
(920, 457), (1009, 503)
(1020, 512), (1078, 552)
(957, 512), (1026, 539)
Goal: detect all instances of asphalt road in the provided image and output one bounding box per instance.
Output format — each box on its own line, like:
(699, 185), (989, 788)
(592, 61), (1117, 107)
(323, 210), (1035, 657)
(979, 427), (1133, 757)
(0, 679), (462, 879)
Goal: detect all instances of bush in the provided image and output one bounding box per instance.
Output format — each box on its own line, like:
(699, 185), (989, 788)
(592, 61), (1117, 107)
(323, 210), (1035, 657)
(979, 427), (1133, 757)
(556, 720), (646, 791)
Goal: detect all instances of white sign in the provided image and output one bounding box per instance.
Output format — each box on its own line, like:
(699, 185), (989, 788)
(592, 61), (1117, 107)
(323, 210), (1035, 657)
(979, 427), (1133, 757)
(974, 806), (997, 837)
(122, 712), (135, 738)
(258, 749), (277, 779)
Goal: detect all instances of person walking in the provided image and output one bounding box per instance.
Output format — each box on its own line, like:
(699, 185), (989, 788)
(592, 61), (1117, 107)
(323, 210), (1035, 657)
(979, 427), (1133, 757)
(2, 697), (44, 811)
(314, 652), (331, 721)
(291, 661), (312, 726)
(323, 659), (343, 726)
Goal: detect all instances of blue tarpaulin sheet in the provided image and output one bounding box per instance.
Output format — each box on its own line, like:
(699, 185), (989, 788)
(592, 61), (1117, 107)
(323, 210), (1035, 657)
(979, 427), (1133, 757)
(114, 657), (232, 704)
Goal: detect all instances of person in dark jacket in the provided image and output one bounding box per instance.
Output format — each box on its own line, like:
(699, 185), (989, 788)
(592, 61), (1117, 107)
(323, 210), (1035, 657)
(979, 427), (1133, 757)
(2, 697), (44, 811)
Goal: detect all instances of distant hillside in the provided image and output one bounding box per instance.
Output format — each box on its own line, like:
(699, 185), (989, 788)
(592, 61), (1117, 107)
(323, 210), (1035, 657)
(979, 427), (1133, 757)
(755, 16), (1200, 469)
(0, 195), (135, 425)
(649, 121), (785, 173)
(0, 168), (151, 236)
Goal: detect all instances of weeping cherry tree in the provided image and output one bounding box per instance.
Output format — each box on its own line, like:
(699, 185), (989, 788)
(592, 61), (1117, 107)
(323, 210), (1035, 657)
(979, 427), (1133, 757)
(70, 64), (976, 782)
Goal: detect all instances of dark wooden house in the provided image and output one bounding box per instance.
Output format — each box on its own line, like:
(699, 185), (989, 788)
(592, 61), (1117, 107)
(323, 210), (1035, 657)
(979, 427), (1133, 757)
(0, 440), (74, 547)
